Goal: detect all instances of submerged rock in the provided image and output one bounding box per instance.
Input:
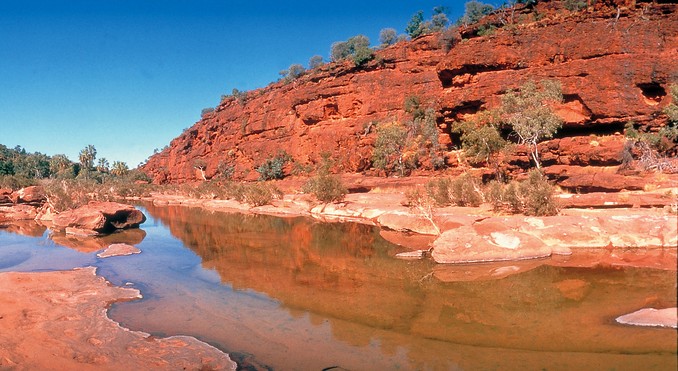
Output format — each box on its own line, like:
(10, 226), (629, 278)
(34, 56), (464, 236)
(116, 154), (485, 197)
(97, 243), (141, 258)
(52, 201), (146, 234)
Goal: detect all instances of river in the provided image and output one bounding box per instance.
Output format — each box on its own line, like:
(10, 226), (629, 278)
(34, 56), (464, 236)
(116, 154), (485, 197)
(0, 204), (675, 370)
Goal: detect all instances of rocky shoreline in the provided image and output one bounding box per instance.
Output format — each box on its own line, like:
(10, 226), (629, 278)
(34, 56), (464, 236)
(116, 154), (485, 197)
(144, 186), (678, 267)
(0, 267), (236, 370)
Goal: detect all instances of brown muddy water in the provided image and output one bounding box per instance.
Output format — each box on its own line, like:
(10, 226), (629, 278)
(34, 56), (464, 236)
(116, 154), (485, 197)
(0, 204), (676, 370)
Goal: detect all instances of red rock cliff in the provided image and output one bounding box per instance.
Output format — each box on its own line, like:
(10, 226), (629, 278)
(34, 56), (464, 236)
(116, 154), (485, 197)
(142, 1), (677, 184)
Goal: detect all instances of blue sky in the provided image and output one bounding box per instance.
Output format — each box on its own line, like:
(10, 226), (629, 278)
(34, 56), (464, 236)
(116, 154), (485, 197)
(0, 0), (480, 167)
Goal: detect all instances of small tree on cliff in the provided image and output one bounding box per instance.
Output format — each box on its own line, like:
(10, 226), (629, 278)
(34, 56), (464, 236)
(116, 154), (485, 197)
(330, 35), (374, 67)
(457, 1), (495, 26)
(501, 79), (563, 170)
(379, 28), (398, 47)
(193, 159), (207, 181)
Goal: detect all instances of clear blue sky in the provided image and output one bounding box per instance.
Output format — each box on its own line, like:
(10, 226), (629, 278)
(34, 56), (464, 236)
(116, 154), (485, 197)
(0, 0), (482, 167)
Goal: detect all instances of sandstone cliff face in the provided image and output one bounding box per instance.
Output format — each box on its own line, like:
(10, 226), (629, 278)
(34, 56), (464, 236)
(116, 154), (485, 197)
(142, 1), (677, 185)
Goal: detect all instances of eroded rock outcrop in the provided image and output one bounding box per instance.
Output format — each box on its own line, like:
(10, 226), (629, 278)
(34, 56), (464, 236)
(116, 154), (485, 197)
(52, 201), (146, 235)
(142, 2), (677, 187)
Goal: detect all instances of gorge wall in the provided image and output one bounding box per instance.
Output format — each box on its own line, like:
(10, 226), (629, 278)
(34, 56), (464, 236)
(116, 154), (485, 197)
(142, 1), (677, 187)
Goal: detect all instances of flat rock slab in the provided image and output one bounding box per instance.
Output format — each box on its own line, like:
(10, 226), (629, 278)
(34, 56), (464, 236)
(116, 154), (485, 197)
(616, 308), (677, 329)
(0, 267), (236, 370)
(97, 243), (141, 258)
(431, 224), (552, 264)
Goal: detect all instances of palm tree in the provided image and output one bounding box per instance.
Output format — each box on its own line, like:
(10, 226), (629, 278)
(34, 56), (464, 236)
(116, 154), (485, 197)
(96, 157), (110, 173)
(78, 145), (97, 170)
(111, 161), (129, 177)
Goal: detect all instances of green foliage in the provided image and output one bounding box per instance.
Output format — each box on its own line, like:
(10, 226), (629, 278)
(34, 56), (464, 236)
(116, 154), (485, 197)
(280, 64), (305, 82)
(308, 55), (324, 69)
(302, 154), (347, 203)
(449, 172), (483, 207)
(379, 28), (398, 47)
(201, 107), (215, 116)
(404, 95), (424, 119)
(519, 170), (559, 216)
(458, 1), (495, 26)
(477, 24), (496, 36)
(406, 6), (450, 40)
(372, 122), (413, 176)
(373, 98), (444, 175)
(430, 6), (450, 31)
(227, 88), (247, 105)
(406, 10), (425, 38)
(111, 161), (129, 177)
(453, 110), (508, 167)
(416, 108), (446, 169)
(485, 171), (558, 216)
(664, 83), (678, 124)
(244, 182), (282, 207)
(564, 0), (587, 11)
(0, 175), (36, 190)
(502, 79), (563, 169)
(96, 158), (109, 173)
(78, 144), (97, 171)
(425, 178), (452, 207)
(623, 121), (677, 172)
(215, 161), (235, 180)
(330, 35), (374, 67)
(256, 151), (291, 181)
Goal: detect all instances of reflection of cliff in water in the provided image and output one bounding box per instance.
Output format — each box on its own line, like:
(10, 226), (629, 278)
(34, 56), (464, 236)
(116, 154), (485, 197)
(144, 203), (433, 331)
(143, 204), (677, 360)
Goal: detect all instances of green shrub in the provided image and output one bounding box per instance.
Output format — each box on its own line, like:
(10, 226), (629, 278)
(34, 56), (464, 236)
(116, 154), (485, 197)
(425, 178), (452, 207)
(453, 111), (507, 167)
(624, 121), (677, 172)
(42, 179), (103, 212)
(330, 35), (374, 67)
(665, 84), (678, 124)
(379, 28), (397, 47)
(0, 175), (36, 190)
(372, 122), (414, 176)
(256, 151), (291, 181)
(309, 55), (324, 69)
(302, 155), (347, 203)
(244, 182), (281, 207)
(450, 173), (483, 207)
(519, 170), (558, 216)
(457, 1), (495, 26)
(303, 175), (347, 203)
(564, 0), (587, 11)
(483, 171), (558, 216)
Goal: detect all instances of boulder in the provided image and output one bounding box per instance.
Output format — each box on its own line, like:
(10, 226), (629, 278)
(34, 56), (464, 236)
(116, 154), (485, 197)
(0, 205), (38, 221)
(14, 186), (46, 206)
(52, 202), (146, 234)
(0, 188), (13, 206)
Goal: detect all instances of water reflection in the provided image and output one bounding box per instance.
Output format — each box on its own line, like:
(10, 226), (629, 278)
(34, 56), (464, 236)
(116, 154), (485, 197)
(129, 204), (676, 370)
(1, 204), (675, 370)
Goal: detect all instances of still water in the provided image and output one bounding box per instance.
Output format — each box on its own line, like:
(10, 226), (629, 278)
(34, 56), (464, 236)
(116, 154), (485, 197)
(0, 204), (676, 370)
